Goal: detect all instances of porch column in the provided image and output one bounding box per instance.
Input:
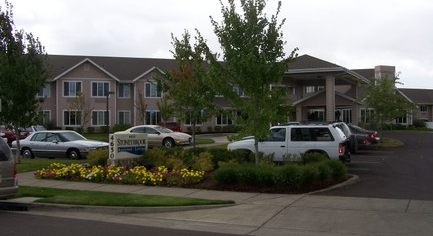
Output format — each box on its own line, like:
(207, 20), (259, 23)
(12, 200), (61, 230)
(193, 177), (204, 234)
(325, 75), (335, 122)
(296, 105), (303, 121)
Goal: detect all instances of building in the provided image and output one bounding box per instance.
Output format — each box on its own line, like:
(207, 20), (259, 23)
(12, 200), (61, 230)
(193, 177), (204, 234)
(38, 54), (430, 132)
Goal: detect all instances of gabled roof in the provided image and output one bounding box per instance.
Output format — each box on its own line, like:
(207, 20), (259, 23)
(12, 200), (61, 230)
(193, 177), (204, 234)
(287, 55), (371, 84)
(399, 88), (433, 104)
(47, 55), (178, 82)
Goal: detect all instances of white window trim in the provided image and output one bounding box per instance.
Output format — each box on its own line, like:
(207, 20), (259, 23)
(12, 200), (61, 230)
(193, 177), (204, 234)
(91, 81), (111, 98)
(63, 81), (82, 97)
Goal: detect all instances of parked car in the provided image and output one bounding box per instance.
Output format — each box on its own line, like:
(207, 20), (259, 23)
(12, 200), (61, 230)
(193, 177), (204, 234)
(11, 130), (109, 159)
(117, 125), (192, 148)
(0, 125), (17, 145)
(160, 122), (182, 132)
(332, 122), (369, 154)
(19, 125), (47, 139)
(227, 123), (351, 162)
(347, 124), (380, 144)
(0, 135), (18, 199)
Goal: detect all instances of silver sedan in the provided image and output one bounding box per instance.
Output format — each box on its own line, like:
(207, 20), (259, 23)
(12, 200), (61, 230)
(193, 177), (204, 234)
(118, 125), (192, 148)
(11, 130), (109, 159)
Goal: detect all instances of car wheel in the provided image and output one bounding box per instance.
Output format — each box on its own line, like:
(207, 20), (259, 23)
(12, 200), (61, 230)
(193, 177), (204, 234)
(67, 149), (81, 160)
(21, 148), (34, 159)
(163, 138), (175, 148)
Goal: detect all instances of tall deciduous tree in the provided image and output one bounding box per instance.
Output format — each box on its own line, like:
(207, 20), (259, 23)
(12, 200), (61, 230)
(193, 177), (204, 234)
(0, 1), (49, 162)
(207, 0), (297, 164)
(134, 90), (147, 125)
(157, 30), (216, 147)
(365, 75), (414, 136)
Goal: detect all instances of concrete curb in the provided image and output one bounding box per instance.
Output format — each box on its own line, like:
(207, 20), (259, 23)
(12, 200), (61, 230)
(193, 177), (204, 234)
(307, 174), (360, 195)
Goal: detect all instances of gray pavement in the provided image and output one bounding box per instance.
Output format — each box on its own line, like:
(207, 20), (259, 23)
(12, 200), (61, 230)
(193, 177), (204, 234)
(3, 134), (433, 235)
(6, 171), (433, 235)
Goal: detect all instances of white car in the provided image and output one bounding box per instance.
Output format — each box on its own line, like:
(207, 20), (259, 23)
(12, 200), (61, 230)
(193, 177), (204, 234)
(227, 123), (350, 162)
(117, 125), (192, 148)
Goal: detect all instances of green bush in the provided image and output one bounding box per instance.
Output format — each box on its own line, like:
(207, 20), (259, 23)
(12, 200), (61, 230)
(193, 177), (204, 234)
(273, 164), (303, 190)
(212, 164), (238, 184)
(315, 162), (333, 182)
(325, 160), (347, 180)
(301, 165), (320, 186)
(301, 152), (328, 164)
(113, 124), (132, 132)
(191, 151), (214, 172)
(236, 164), (259, 185)
(87, 149), (109, 166)
(87, 127), (95, 133)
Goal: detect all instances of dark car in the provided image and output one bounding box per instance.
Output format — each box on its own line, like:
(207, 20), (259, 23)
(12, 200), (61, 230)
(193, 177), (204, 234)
(160, 122), (183, 132)
(347, 124), (380, 144)
(333, 122), (370, 154)
(0, 125), (17, 145)
(19, 125), (47, 139)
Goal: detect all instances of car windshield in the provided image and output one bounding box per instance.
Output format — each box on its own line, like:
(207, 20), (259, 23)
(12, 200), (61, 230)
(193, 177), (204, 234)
(58, 132), (87, 141)
(154, 126), (174, 133)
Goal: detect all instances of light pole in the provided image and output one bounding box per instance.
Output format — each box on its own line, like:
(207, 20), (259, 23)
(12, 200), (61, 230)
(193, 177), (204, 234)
(106, 91), (115, 139)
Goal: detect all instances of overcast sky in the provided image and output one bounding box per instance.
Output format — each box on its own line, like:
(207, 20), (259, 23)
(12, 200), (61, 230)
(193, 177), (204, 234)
(7, 0), (433, 89)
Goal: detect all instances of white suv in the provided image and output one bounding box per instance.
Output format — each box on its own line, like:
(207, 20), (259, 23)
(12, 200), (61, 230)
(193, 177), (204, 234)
(227, 123), (350, 162)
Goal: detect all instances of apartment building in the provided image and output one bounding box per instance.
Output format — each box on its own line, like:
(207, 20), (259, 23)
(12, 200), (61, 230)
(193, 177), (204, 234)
(38, 54), (429, 132)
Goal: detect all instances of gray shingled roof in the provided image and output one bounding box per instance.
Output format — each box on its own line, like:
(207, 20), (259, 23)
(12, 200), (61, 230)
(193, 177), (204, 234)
(288, 54), (342, 70)
(398, 88), (433, 104)
(47, 55), (178, 82)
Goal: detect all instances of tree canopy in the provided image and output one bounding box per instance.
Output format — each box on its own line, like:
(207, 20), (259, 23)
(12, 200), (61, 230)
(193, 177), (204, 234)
(157, 30), (217, 147)
(365, 75), (415, 131)
(0, 1), (49, 161)
(206, 0), (298, 164)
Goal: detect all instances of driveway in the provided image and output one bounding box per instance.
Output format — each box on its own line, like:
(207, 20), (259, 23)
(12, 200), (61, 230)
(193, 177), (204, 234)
(316, 130), (433, 200)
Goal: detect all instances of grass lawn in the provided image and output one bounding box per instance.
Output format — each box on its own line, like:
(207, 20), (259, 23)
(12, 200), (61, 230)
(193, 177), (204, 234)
(17, 186), (234, 207)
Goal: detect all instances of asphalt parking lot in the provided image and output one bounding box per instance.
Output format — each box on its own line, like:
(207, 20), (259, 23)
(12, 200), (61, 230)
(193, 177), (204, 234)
(316, 130), (433, 200)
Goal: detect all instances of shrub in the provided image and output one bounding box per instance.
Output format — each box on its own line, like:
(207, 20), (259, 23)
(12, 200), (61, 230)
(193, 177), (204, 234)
(191, 151), (214, 172)
(273, 164), (303, 190)
(212, 164), (238, 185)
(301, 152), (328, 164)
(325, 160), (347, 180)
(87, 127), (95, 133)
(113, 123), (132, 132)
(138, 147), (167, 168)
(86, 149), (109, 166)
(315, 162), (333, 182)
(236, 164), (259, 185)
(76, 127), (84, 134)
(301, 165), (320, 186)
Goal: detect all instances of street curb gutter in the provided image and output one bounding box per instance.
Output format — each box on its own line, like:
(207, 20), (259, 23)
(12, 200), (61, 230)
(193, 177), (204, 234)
(307, 174), (360, 195)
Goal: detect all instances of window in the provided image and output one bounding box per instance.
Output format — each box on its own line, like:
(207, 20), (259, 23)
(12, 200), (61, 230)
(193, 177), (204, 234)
(119, 84), (131, 98)
(265, 128), (286, 141)
(396, 112), (407, 124)
(64, 81), (82, 97)
(118, 111), (131, 125)
(216, 111), (235, 126)
(420, 105), (427, 112)
(145, 82), (161, 98)
(185, 111), (203, 126)
(146, 110), (161, 125)
(307, 109), (325, 121)
(38, 110), (51, 125)
(92, 111), (108, 126)
(314, 128), (334, 141)
(92, 82), (109, 97)
(37, 83), (51, 98)
(360, 108), (375, 124)
(291, 128), (312, 141)
(304, 85), (324, 94)
(233, 86), (244, 96)
(63, 110), (82, 126)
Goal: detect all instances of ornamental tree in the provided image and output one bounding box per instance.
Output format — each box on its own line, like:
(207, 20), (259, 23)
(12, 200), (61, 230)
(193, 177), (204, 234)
(206, 0), (298, 164)
(157, 30), (217, 147)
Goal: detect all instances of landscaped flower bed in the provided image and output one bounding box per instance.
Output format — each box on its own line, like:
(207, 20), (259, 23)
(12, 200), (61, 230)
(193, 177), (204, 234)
(35, 163), (205, 187)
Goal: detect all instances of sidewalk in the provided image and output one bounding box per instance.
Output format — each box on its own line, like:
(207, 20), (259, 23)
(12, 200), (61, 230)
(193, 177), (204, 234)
(7, 171), (433, 236)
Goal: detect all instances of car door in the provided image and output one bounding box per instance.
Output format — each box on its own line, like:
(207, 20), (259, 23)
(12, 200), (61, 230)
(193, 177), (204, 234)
(258, 127), (288, 162)
(287, 127), (316, 160)
(45, 133), (65, 158)
(144, 127), (162, 147)
(29, 132), (50, 158)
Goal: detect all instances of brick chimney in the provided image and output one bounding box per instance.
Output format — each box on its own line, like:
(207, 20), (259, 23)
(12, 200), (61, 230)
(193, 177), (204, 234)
(374, 65), (395, 79)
